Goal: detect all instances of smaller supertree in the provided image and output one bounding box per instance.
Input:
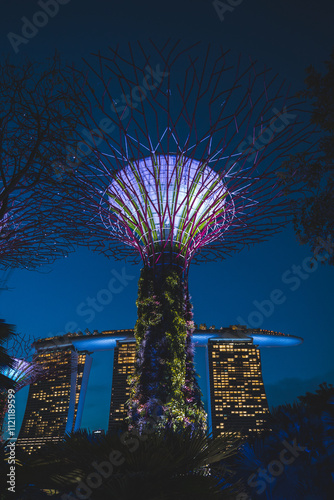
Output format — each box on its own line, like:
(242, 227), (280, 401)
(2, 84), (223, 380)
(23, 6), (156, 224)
(1, 356), (44, 392)
(0, 356), (50, 436)
(0, 330), (43, 434)
(0, 320), (16, 435)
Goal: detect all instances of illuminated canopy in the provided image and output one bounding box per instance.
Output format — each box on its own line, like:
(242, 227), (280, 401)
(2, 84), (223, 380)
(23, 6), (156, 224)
(1, 358), (41, 390)
(104, 154), (234, 265)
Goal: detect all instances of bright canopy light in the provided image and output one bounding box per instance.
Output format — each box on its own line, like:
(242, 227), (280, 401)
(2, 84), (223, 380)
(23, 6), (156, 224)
(1, 358), (41, 390)
(104, 155), (234, 264)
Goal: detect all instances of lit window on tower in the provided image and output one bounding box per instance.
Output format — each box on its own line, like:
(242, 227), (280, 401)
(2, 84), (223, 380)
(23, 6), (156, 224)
(108, 341), (136, 432)
(17, 347), (90, 454)
(208, 340), (269, 437)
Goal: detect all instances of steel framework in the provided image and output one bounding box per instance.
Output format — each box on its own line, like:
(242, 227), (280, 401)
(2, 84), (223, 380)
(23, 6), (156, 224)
(63, 41), (313, 272)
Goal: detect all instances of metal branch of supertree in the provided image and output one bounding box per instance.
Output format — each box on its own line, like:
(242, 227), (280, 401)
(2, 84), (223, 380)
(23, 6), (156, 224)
(4, 330), (35, 361)
(64, 40), (315, 271)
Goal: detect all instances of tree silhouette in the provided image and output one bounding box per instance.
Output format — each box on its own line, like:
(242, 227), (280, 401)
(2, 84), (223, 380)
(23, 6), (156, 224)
(234, 383), (334, 499)
(0, 55), (86, 270)
(280, 50), (334, 264)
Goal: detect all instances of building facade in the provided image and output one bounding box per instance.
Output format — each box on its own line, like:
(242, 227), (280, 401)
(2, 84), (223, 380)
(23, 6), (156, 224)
(15, 327), (301, 450)
(208, 339), (269, 436)
(108, 341), (136, 433)
(107, 337), (270, 436)
(17, 344), (92, 453)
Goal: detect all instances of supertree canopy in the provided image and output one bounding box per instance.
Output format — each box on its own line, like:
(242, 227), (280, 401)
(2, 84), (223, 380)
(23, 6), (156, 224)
(103, 154), (234, 269)
(0, 358), (42, 391)
(0, 357), (46, 435)
(0, 328), (44, 434)
(62, 41), (314, 432)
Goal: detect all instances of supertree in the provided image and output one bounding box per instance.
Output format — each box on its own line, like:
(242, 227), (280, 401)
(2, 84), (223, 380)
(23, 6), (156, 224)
(0, 329), (66, 436)
(0, 327), (41, 435)
(0, 356), (49, 437)
(0, 54), (89, 270)
(61, 41), (314, 432)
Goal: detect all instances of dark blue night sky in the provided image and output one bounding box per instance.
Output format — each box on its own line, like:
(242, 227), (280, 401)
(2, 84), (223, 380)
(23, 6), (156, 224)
(1, 0), (334, 433)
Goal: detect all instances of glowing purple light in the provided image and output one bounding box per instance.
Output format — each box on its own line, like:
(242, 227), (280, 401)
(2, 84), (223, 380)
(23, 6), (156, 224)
(103, 154), (234, 264)
(1, 358), (41, 390)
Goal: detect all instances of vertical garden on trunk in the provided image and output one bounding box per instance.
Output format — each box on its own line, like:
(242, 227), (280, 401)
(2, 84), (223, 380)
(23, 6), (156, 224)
(129, 266), (206, 432)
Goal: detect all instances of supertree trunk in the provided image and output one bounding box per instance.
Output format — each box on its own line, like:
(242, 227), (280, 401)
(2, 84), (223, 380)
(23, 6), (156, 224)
(128, 264), (206, 432)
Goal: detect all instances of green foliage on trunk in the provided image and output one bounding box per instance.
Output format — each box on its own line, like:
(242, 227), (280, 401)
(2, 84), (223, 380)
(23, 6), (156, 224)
(128, 266), (206, 432)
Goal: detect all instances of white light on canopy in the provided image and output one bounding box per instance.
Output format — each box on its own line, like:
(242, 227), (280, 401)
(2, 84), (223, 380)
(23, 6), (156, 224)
(1, 358), (36, 384)
(104, 155), (234, 260)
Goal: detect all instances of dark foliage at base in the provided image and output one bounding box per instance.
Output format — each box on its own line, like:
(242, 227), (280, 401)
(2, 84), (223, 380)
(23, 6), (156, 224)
(2, 428), (241, 499)
(233, 383), (334, 499)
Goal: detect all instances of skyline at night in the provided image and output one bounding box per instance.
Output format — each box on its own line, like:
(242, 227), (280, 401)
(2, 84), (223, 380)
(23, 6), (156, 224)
(1, 0), (334, 436)
(15, 325), (302, 450)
